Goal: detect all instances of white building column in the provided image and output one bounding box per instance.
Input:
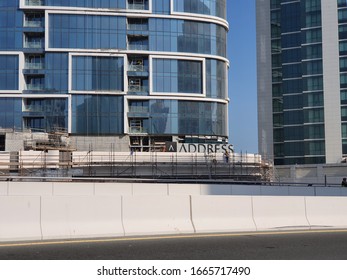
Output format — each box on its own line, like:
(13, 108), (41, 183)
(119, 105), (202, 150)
(321, 1), (342, 163)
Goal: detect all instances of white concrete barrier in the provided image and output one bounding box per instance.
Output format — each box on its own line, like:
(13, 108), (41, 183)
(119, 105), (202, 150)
(252, 196), (310, 230)
(53, 182), (94, 196)
(133, 183), (168, 195)
(41, 196), (123, 240)
(122, 195), (194, 236)
(0, 196), (41, 241)
(191, 196), (256, 233)
(0, 182), (7, 195)
(9, 182), (53, 196)
(305, 197), (347, 228)
(94, 182), (133, 196)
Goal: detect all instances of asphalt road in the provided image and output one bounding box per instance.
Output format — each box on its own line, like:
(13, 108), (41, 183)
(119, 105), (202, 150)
(1, 230), (347, 260)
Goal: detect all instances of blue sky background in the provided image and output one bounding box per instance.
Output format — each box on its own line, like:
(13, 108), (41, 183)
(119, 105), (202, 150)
(227, 0), (258, 153)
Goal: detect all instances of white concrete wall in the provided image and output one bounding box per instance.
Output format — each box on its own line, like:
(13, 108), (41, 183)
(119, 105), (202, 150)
(306, 197), (347, 228)
(9, 182), (53, 196)
(252, 196), (310, 230)
(122, 195), (194, 236)
(94, 182), (133, 196)
(1, 192), (347, 242)
(191, 196), (256, 233)
(0, 182), (7, 195)
(41, 196), (123, 240)
(0, 196), (41, 241)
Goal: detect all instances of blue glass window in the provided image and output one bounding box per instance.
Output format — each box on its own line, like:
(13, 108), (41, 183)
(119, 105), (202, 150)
(49, 14), (126, 50)
(23, 98), (68, 131)
(0, 98), (22, 129)
(45, 53), (68, 92)
(71, 95), (124, 135)
(206, 59), (227, 99)
(0, 55), (18, 90)
(72, 56), (124, 92)
(45, 0), (126, 9)
(152, 59), (202, 94)
(147, 100), (227, 136)
(149, 19), (227, 57)
(152, 0), (170, 14)
(173, 0), (226, 19)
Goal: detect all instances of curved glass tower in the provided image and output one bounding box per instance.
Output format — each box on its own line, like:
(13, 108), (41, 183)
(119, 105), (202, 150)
(0, 0), (229, 151)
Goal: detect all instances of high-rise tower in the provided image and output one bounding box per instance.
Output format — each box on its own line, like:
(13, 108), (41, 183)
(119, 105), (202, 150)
(257, 0), (347, 165)
(0, 0), (229, 152)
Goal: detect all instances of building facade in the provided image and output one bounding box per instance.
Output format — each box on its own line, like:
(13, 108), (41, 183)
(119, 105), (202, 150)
(0, 0), (229, 152)
(257, 0), (347, 165)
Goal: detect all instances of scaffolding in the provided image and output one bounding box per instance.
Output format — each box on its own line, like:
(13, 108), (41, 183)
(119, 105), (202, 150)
(0, 148), (273, 182)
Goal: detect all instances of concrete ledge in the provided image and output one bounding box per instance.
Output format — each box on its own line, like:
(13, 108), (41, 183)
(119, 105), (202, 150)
(133, 183), (168, 195)
(9, 182), (53, 196)
(94, 182), (133, 196)
(252, 196), (310, 230)
(41, 196), (123, 240)
(53, 182), (94, 196)
(191, 196), (256, 233)
(168, 184), (201, 195)
(0, 196), (41, 241)
(122, 195), (194, 236)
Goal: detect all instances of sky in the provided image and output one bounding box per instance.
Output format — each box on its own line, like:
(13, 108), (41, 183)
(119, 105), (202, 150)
(227, 0), (258, 154)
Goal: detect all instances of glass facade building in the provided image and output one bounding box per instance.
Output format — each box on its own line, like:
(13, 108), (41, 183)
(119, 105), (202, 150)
(257, 0), (345, 165)
(0, 0), (229, 151)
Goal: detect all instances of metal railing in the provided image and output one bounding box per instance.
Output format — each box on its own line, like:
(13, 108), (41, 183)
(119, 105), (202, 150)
(26, 84), (44, 91)
(24, 62), (45, 69)
(24, 41), (44, 49)
(129, 106), (149, 113)
(128, 65), (148, 72)
(128, 85), (149, 92)
(127, 44), (149, 51)
(128, 4), (146, 10)
(25, 0), (44, 6)
(24, 20), (44, 28)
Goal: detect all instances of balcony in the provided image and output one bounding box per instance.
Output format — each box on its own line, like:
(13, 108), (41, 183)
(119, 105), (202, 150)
(128, 35), (149, 51)
(24, 41), (44, 49)
(127, 18), (148, 31)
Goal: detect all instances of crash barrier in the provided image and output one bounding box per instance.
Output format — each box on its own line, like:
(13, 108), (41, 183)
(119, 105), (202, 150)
(2, 181), (347, 197)
(0, 196), (41, 241)
(40, 196), (123, 240)
(191, 196), (256, 233)
(122, 196), (194, 236)
(1, 195), (347, 242)
(305, 197), (347, 229)
(252, 196), (309, 230)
